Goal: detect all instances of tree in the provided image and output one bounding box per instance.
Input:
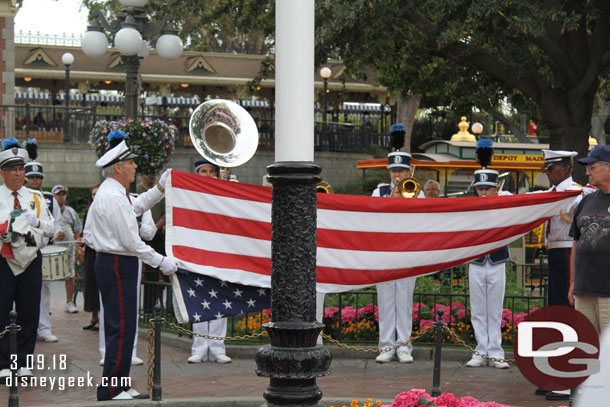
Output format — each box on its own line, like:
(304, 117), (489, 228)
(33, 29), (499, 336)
(316, 0), (610, 178)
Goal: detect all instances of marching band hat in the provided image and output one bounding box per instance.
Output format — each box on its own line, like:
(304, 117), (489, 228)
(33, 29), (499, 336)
(0, 137), (28, 169)
(25, 161), (44, 178)
(95, 140), (137, 168)
(542, 149), (577, 169)
(194, 158), (219, 173)
(387, 151), (412, 170)
(473, 169), (499, 189)
(51, 185), (68, 194)
(577, 145), (610, 164)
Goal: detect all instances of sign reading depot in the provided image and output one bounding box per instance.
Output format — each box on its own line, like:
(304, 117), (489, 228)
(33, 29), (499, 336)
(514, 306), (600, 391)
(492, 154), (544, 164)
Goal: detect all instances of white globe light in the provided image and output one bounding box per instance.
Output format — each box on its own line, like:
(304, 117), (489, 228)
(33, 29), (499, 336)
(138, 40), (150, 59)
(81, 31), (109, 58)
(62, 52), (75, 66)
(115, 27), (143, 56)
(156, 34), (183, 60)
(320, 67), (332, 79)
(472, 122), (484, 135)
(119, 0), (149, 6)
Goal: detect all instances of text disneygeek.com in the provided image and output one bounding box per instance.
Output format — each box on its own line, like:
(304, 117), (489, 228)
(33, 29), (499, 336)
(3, 373), (131, 391)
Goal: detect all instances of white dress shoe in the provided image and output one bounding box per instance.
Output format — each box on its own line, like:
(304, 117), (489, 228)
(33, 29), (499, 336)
(126, 388), (149, 399)
(64, 302), (78, 313)
(210, 353), (231, 364)
(492, 360), (509, 369)
(187, 353), (208, 363)
(99, 358), (105, 366)
(111, 391), (133, 400)
(16, 368), (33, 378)
(466, 357), (487, 367)
(131, 356), (144, 366)
(39, 334), (58, 342)
(397, 351), (414, 363)
(375, 351), (394, 363)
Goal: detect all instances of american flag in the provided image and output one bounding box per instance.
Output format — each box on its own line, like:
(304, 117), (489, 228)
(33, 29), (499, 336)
(166, 170), (579, 322)
(171, 269), (270, 324)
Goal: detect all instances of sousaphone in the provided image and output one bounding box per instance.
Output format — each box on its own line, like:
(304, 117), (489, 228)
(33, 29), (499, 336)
(189, 99), (259, 167)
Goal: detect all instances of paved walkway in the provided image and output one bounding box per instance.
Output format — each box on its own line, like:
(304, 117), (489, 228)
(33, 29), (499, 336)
(0, 287), (568, 407)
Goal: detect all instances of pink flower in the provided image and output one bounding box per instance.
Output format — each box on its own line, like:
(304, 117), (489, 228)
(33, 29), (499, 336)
(451, 301), (465, 309)
(514, 312), (528, 327)
(420, 319), (433, 330)
(357, 303), (377, 318)
(455, 309), (466, 320)
(501, 319), (507, 328)
(501, 309), (513, 320)
(413, 302), (426, 312)
(433, 392), (459, 407)
(324, 307), (339, 319)
(341, 306), (356, 323)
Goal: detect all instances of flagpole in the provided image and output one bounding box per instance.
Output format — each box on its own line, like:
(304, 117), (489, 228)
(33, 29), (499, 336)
(255, 1), (330, 406)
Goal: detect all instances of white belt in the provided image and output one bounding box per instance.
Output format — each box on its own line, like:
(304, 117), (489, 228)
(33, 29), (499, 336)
(548, 241), (573, 249)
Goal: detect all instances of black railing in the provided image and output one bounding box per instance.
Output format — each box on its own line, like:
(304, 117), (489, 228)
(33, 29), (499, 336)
(0, 103), (391, 155)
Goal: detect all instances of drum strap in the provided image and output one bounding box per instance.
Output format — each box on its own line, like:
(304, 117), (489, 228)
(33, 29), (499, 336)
(33, 193), (41, 218)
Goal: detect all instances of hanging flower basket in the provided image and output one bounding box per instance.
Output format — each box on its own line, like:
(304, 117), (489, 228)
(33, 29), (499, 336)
(90, 118), (176, 175)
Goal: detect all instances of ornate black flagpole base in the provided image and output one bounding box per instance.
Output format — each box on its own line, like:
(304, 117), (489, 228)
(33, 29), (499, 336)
(255, 162), (331, 407)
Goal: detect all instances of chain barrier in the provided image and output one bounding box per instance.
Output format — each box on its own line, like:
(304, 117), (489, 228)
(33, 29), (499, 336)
(442, 325), (514, 363)
(0, 328), (7, 339)
(320, 326), (436, 354)
(146, 320), (156, 395)
(164, 320), (269, 341)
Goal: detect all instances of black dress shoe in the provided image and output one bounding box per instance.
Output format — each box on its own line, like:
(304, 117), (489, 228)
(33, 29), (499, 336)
(545, 391), (570, 400)
(535, 387), (549, 395)
(82, 320), (99, 330)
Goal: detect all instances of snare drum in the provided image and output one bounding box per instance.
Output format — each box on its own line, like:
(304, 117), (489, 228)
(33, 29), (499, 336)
(41, 245), (70, 281)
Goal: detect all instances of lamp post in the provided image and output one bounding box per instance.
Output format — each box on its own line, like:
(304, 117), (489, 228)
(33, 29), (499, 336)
(61, 52), (74, 142)
(319, 67), (331, 144)
(81, 0), (183, 120)
(472, 122), (484, 139)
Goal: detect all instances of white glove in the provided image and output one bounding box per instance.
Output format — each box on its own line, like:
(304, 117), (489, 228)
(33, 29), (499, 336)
(158, 170), (170, 189)
(24, 211), (39, 228)
(159, 256), (178, 275)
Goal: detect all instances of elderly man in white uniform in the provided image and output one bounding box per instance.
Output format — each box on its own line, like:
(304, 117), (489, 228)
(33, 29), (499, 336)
(83, 135), (177, 401)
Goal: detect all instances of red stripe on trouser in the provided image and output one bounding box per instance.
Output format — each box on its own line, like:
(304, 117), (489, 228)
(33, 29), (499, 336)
(110, 255), (125, 398)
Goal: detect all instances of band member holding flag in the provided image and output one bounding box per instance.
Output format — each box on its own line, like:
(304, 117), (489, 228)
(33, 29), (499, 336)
(83, 132), (177, 400)
(187, 158), (232, 364)
(466, 139), (511, 369)
(372, 124), (420, 363)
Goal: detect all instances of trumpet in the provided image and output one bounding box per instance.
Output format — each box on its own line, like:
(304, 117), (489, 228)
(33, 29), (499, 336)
(390, 167), (422, 198)
(316, 181), (334, 194)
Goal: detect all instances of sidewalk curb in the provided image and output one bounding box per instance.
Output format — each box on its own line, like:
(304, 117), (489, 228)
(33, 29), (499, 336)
(45, 396), (396, 407)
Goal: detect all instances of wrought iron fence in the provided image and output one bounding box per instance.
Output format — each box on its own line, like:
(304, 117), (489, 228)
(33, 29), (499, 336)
(0, 103), (391, 154)
(138, 259), (549, 347)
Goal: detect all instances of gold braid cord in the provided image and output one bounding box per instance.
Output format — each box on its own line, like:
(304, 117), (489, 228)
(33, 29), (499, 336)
(321, 326), (435, 353)
(146, 321), (156, 395)
(0, 328), (7, 339)
(443, 325), (514, 363)
(165, 321), (268, 341)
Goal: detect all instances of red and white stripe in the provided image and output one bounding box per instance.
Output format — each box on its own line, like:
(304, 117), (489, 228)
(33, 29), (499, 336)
(165, 170), (580, 293)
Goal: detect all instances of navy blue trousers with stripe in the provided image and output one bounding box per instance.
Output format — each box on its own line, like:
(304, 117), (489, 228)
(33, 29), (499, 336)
(0, 252), (41, 370)
(548, 248), (571, 307)
(95, 253), (138, 400)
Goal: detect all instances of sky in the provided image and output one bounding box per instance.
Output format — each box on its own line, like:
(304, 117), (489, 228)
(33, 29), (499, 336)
(14, 0), (89, 37)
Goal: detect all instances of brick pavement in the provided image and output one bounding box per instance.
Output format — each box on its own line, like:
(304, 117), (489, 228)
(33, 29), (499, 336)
(0, 300), (569, 407)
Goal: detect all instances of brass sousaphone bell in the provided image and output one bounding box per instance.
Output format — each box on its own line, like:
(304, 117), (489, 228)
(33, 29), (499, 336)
(189, 99), (259, 167)
(316, 181), (334, 194)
